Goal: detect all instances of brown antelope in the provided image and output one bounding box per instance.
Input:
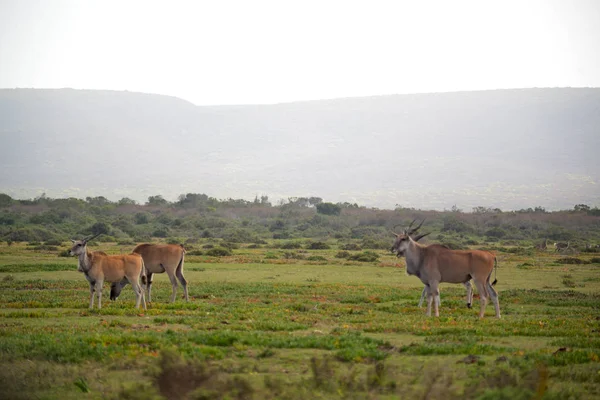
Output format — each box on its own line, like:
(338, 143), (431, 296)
(554, 241), (569, 252)
(70, 234), (146, 310)
(394, 221), (474, 309)
(536, 239), (548, 251)
(110, 243), (187, 303)
(391, 221), (500, 318)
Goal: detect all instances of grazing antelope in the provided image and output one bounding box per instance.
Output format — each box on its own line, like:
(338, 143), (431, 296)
(70, 234), (146, 310)
(110, 243), (187, 303)
(391, 221), (500, 318)
(394, 221), (474, 309)
(554, 241), (569, 252)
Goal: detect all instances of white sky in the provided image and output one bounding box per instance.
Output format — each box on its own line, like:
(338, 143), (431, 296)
(1, 0), (599, 105)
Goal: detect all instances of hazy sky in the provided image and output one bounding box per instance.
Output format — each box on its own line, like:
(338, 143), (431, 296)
(1, 0), (600, 105)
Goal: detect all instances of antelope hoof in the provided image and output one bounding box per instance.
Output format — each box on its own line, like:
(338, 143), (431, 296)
(467, 303), (472, 309)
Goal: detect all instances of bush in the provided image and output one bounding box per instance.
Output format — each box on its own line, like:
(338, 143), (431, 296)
(58, 249), (71, 257)
(307, 241), (331, 250)
(348, 251), (380, 262)
(206, 247), (232, 257)
(6, 227), (56, 242)
(341, 243), (362, 251)
(152, 228), (169, 238)
(361, 238), (390, 250)
(307, 255), (327, 262)
(557, 257), (588, 265)
(279, 241), (303, 249)
(335, 251), (351, 259)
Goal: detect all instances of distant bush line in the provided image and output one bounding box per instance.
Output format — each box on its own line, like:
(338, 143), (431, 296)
(0, 193), (599, 248)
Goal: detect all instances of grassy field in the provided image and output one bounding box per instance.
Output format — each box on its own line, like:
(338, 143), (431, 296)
(0, 241), (599, 399)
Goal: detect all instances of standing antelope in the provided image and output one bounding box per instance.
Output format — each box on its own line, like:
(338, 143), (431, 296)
(391, 221), (500, 318)
(70, 234), (146, 310)
(110, 243), (188, 303)
(554, 241), (569, 252)
(536, 239), (548, 251)
(394, 220), (474, 309)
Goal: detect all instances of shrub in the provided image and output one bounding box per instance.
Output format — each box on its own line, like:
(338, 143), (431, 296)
(6, 227), (56, 242)
(187, 250), (204, 256)
(361, 238), (389, 250)
(206, 247), (232, 257)
(307, 241), (331, 250)
(335, 251), (351, 259)
(348, 251), (380, 262)
(485, 227), (507, 239)
(557, 257), (588, 265)
(306, 255), (327, 262)
(341, 243), (362, 251)
(58, 249), (71, 257)
(152, 228), (169, 238)
(280, 241), (303, 249)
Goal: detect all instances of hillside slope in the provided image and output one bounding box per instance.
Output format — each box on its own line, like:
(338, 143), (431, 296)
(0, 88), (598, 210)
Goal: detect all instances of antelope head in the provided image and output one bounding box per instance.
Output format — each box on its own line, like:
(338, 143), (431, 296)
(69, 233), (101, 256)
(390, 219), (430, 257)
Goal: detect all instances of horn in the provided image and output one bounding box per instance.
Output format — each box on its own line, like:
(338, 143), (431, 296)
(408, 219), (425, 235)
(83, 232), (102, 243)
(413, 232), (431, 242)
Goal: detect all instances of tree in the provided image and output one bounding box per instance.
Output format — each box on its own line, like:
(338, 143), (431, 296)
(86, 196), (111, 206)
(0, 193), (13, 208)
(90, 222), (111, 235)
(574, 204), (590, 212)
(147, 195), (168, 206)
(118, 197), (137, 206)
(316, 202), (341, 216)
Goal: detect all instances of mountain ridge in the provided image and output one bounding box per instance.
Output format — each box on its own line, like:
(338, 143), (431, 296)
(0, 87), (598, 210)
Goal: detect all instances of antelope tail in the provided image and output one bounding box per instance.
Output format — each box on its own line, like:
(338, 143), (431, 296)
(140, 259), (147, 285)
(491, 257), (498, 286)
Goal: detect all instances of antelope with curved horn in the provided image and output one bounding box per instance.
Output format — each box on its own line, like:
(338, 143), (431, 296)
(392, 220), (474, 309)
(391, 221), (500, 318)
(70, 233), (146, 310)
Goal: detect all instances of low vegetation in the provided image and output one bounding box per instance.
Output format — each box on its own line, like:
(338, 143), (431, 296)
(0, 194), (599, 398)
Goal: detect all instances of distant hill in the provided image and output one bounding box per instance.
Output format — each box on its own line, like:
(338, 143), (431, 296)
(0, 88), (598, 210)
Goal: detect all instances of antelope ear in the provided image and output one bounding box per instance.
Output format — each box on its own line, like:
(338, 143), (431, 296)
(71, 239), (76, 243)
(390, 231), (399, 237)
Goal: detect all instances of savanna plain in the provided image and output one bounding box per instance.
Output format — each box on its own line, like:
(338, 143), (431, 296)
(1, 239), (599, 399)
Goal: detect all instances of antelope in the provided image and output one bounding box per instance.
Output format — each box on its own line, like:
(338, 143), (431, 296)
(391, 221), (500, 318)
(110, 243), (188, 303)
(536, 239), (548, 251)
(69, 234), (146, 310)
(393, 221), (474, 309)
(554, 241), (569, 252)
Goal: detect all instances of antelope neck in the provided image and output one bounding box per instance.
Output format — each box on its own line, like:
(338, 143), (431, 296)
(405, 240), (424, 276)
(77, 249), (93, 273)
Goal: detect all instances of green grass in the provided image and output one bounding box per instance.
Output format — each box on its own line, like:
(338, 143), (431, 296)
(0, 241), (599, 399)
